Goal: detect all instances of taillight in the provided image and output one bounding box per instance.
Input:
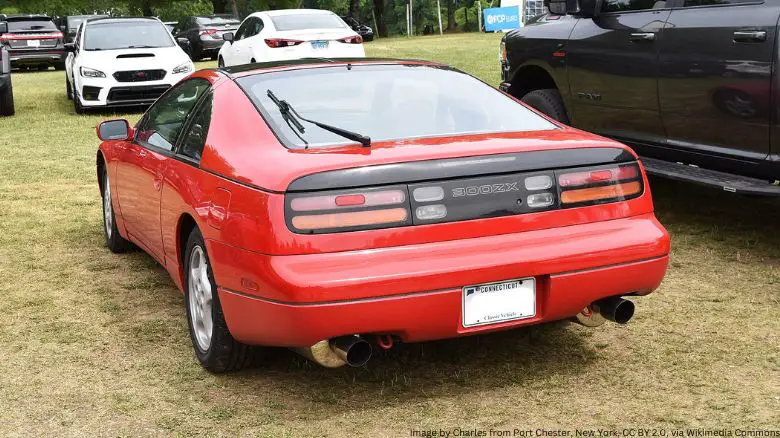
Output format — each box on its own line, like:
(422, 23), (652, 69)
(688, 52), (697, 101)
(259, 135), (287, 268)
(265, 38), (304, 48)
(287, 187), (411, 233)
(338, 35), (363, 44)
(200, 28), (218, 36)
(558, 163), (642, 206)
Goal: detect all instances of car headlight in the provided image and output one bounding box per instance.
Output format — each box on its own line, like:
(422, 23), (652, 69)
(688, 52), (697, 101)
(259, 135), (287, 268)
(172, 62), (193, 75)
(80, 67), (106, 78)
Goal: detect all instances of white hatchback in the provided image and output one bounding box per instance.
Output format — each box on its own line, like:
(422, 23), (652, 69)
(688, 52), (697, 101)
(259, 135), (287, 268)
(217, 9), (365, 67)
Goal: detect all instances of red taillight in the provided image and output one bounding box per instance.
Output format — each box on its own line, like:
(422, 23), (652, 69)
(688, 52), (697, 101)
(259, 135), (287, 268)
(338, 35), (363, 44)
(0, 32), (62, 42)
(265, 38), (304, 48)
(200, 28), (218, 36)
(288, 189), (409, 232)
(558, 163), (642, 205)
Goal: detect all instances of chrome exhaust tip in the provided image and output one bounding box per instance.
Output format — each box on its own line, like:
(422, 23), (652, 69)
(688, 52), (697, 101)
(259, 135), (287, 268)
(293, 335), (373, 368)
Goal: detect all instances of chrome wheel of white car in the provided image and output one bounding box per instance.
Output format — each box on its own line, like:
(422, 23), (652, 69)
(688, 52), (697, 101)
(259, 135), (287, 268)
(188, 245), (213, 351)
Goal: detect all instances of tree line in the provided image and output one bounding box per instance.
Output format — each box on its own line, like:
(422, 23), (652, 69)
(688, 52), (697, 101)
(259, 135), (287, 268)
(0, 0), (493, 37)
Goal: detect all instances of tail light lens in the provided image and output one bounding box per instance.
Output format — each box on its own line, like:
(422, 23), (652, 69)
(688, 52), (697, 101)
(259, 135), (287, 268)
(286, 162), (643, 233)
(287, 187), (410, 233)
(200, 28), (218, 36)
(265, 38), (304, 48)
(338, 35), (363, 44)
(558, 163), (642, 206)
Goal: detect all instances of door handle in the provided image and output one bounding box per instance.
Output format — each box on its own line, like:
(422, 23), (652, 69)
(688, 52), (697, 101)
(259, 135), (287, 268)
(733, 30), (766, 42)
(629, 32), (656, 42)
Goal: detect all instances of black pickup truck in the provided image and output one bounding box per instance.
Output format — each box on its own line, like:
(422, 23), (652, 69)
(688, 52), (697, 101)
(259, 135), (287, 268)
(500, 0), (780, 195)
(0, 21), (14, 117)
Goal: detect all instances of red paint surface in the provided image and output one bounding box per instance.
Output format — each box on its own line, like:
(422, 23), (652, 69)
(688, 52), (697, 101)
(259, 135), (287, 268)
(97, 62), (671, 348)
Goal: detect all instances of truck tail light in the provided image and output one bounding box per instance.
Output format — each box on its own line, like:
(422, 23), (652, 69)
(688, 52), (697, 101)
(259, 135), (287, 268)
(338, 35), (363, 44)
(265, 38), (304, 48)
(288, 188), (410, 233)
(558, 163), (642, 206)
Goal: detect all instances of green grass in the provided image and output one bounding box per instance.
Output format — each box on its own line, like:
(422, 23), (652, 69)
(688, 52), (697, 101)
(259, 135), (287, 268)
(0, 34), (778, 436)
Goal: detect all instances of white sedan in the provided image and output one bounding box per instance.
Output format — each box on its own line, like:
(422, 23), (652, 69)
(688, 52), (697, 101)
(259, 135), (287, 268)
(217, 9), (365, 67)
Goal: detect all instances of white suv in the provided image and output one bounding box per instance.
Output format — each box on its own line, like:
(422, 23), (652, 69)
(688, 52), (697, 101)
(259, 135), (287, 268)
(65, 17), (195, 113)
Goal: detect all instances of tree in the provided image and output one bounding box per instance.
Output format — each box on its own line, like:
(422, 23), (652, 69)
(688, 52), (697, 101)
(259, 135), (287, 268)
(446, 0), (456, 31)
(212, 0), (227, 13)
(348, 0), (359, 17)
(372, 0), (387, 37)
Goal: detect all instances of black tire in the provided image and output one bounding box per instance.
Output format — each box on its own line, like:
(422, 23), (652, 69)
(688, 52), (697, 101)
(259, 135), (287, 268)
(73, 79), (85, 114)
(218, 56), (225, 68)
(189, 46), (202, 62)
(210, 54), (218, 61)
(101, 166), (131, 253)
(55, 62), (65, 71)
(250, 58), (256, 64)
(37, 64), (48, 71)
(184, 228), (255, 373)
(0, 79), (14, 117)
(66, 75), (73, 100)
(521, 89), (570, 124)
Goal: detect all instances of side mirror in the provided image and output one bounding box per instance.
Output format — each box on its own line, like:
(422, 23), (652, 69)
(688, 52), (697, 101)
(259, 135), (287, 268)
(548, 0), (568, 15)
(576, 0), (601, 17)
(222, 32), (234, 42)
(64, 43), (76, 52)
(97, 120), (133, 141)
(177, 37), (191, 50)
(0, 22), (7, 34)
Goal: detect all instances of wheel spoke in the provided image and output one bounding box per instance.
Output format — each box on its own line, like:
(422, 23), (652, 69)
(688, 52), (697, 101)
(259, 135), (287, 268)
(188, 245), (213, 352)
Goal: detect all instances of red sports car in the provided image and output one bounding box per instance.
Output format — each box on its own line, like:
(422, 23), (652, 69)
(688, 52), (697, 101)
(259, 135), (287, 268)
(95, 59), (670, 372)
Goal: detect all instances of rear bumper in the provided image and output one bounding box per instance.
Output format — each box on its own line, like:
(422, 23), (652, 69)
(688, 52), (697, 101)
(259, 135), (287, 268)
(9, 50), (65, 65)
(213, 213), (670, 347)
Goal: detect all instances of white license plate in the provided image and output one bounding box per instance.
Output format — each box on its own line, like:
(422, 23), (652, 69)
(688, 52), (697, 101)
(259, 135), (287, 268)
(27, 39), (40, 47)
(311, 40), (329, 50)
(462, 278), (536, 327)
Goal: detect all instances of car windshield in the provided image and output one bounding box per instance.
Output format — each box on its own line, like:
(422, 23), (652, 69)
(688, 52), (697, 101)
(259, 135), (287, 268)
(8, 19), (57, 32)
(270, 13), (348, 31)
(84, 21), (174, 50)
(197, 17), (240, 26)
(67, 17), (89, 31)
(238, 64), (557, 149)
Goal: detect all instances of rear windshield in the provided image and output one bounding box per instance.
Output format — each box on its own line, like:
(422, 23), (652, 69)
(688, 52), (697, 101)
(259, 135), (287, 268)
(84, 21), (174, 50)
(197, 17), (240, 26)
(238, 65), (557, 149)
(8, 19), (57, 32)
(270, 13), (348, 31)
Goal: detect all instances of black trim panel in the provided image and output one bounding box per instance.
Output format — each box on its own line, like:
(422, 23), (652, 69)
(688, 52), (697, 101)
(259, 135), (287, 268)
(287, 147), (635, 192)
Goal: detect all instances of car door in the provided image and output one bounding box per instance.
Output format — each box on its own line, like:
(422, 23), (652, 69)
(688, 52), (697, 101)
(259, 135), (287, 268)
(65, 23), (82, 92)
(228, 17), (257, 65)
(566, 0), (672, 144)
(115, 79), (212, 261)
(658, 0), (778, 162)
(243, 17), (266, 63)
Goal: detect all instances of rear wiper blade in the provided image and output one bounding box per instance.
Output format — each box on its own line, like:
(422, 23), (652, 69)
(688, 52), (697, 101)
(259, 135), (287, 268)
(266, 89), (371, 148)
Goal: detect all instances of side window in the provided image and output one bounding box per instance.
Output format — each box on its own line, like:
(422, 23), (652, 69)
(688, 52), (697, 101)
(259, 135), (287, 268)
(136, 79), (211, 152)
(179, 94), (213, 162)
(252, 18), (264, 36)
(682, 0), (757, 6)
(602, 0), (664, 12)
(235, 18), (251, 40)
(75, 23), (83, 49)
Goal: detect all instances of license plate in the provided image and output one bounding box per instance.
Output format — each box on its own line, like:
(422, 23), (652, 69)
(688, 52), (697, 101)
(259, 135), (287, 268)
(462, 278), (536, 327)
(27, 39), (40, 47)
(311, 40), (329, 50)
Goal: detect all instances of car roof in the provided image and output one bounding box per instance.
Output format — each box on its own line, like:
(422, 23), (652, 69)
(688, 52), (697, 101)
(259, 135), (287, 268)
(263, 9), (336, 17)
(219, 58), (448, 79)
(86, 16), (160, 25)
(4, 15), (53, 21)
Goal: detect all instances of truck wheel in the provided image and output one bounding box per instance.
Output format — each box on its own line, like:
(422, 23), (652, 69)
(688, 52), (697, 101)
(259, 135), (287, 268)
(521, 89), (570, 124)
(184, 227), (256, 373)
(0, 79), (15, 117)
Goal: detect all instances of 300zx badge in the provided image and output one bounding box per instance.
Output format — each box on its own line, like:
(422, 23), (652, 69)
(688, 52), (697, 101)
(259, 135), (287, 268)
(452, 182), (520, 197)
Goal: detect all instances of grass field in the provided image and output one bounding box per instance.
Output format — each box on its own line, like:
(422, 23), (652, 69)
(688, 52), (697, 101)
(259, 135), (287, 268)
(0, 33), (778, 436)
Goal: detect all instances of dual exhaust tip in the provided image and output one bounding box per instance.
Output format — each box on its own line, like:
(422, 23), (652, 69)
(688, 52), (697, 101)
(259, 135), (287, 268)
(297, 298), (635, 368)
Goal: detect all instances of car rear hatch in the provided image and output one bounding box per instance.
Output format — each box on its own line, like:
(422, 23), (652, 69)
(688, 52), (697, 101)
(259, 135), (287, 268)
(0, 17), (62, 50)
